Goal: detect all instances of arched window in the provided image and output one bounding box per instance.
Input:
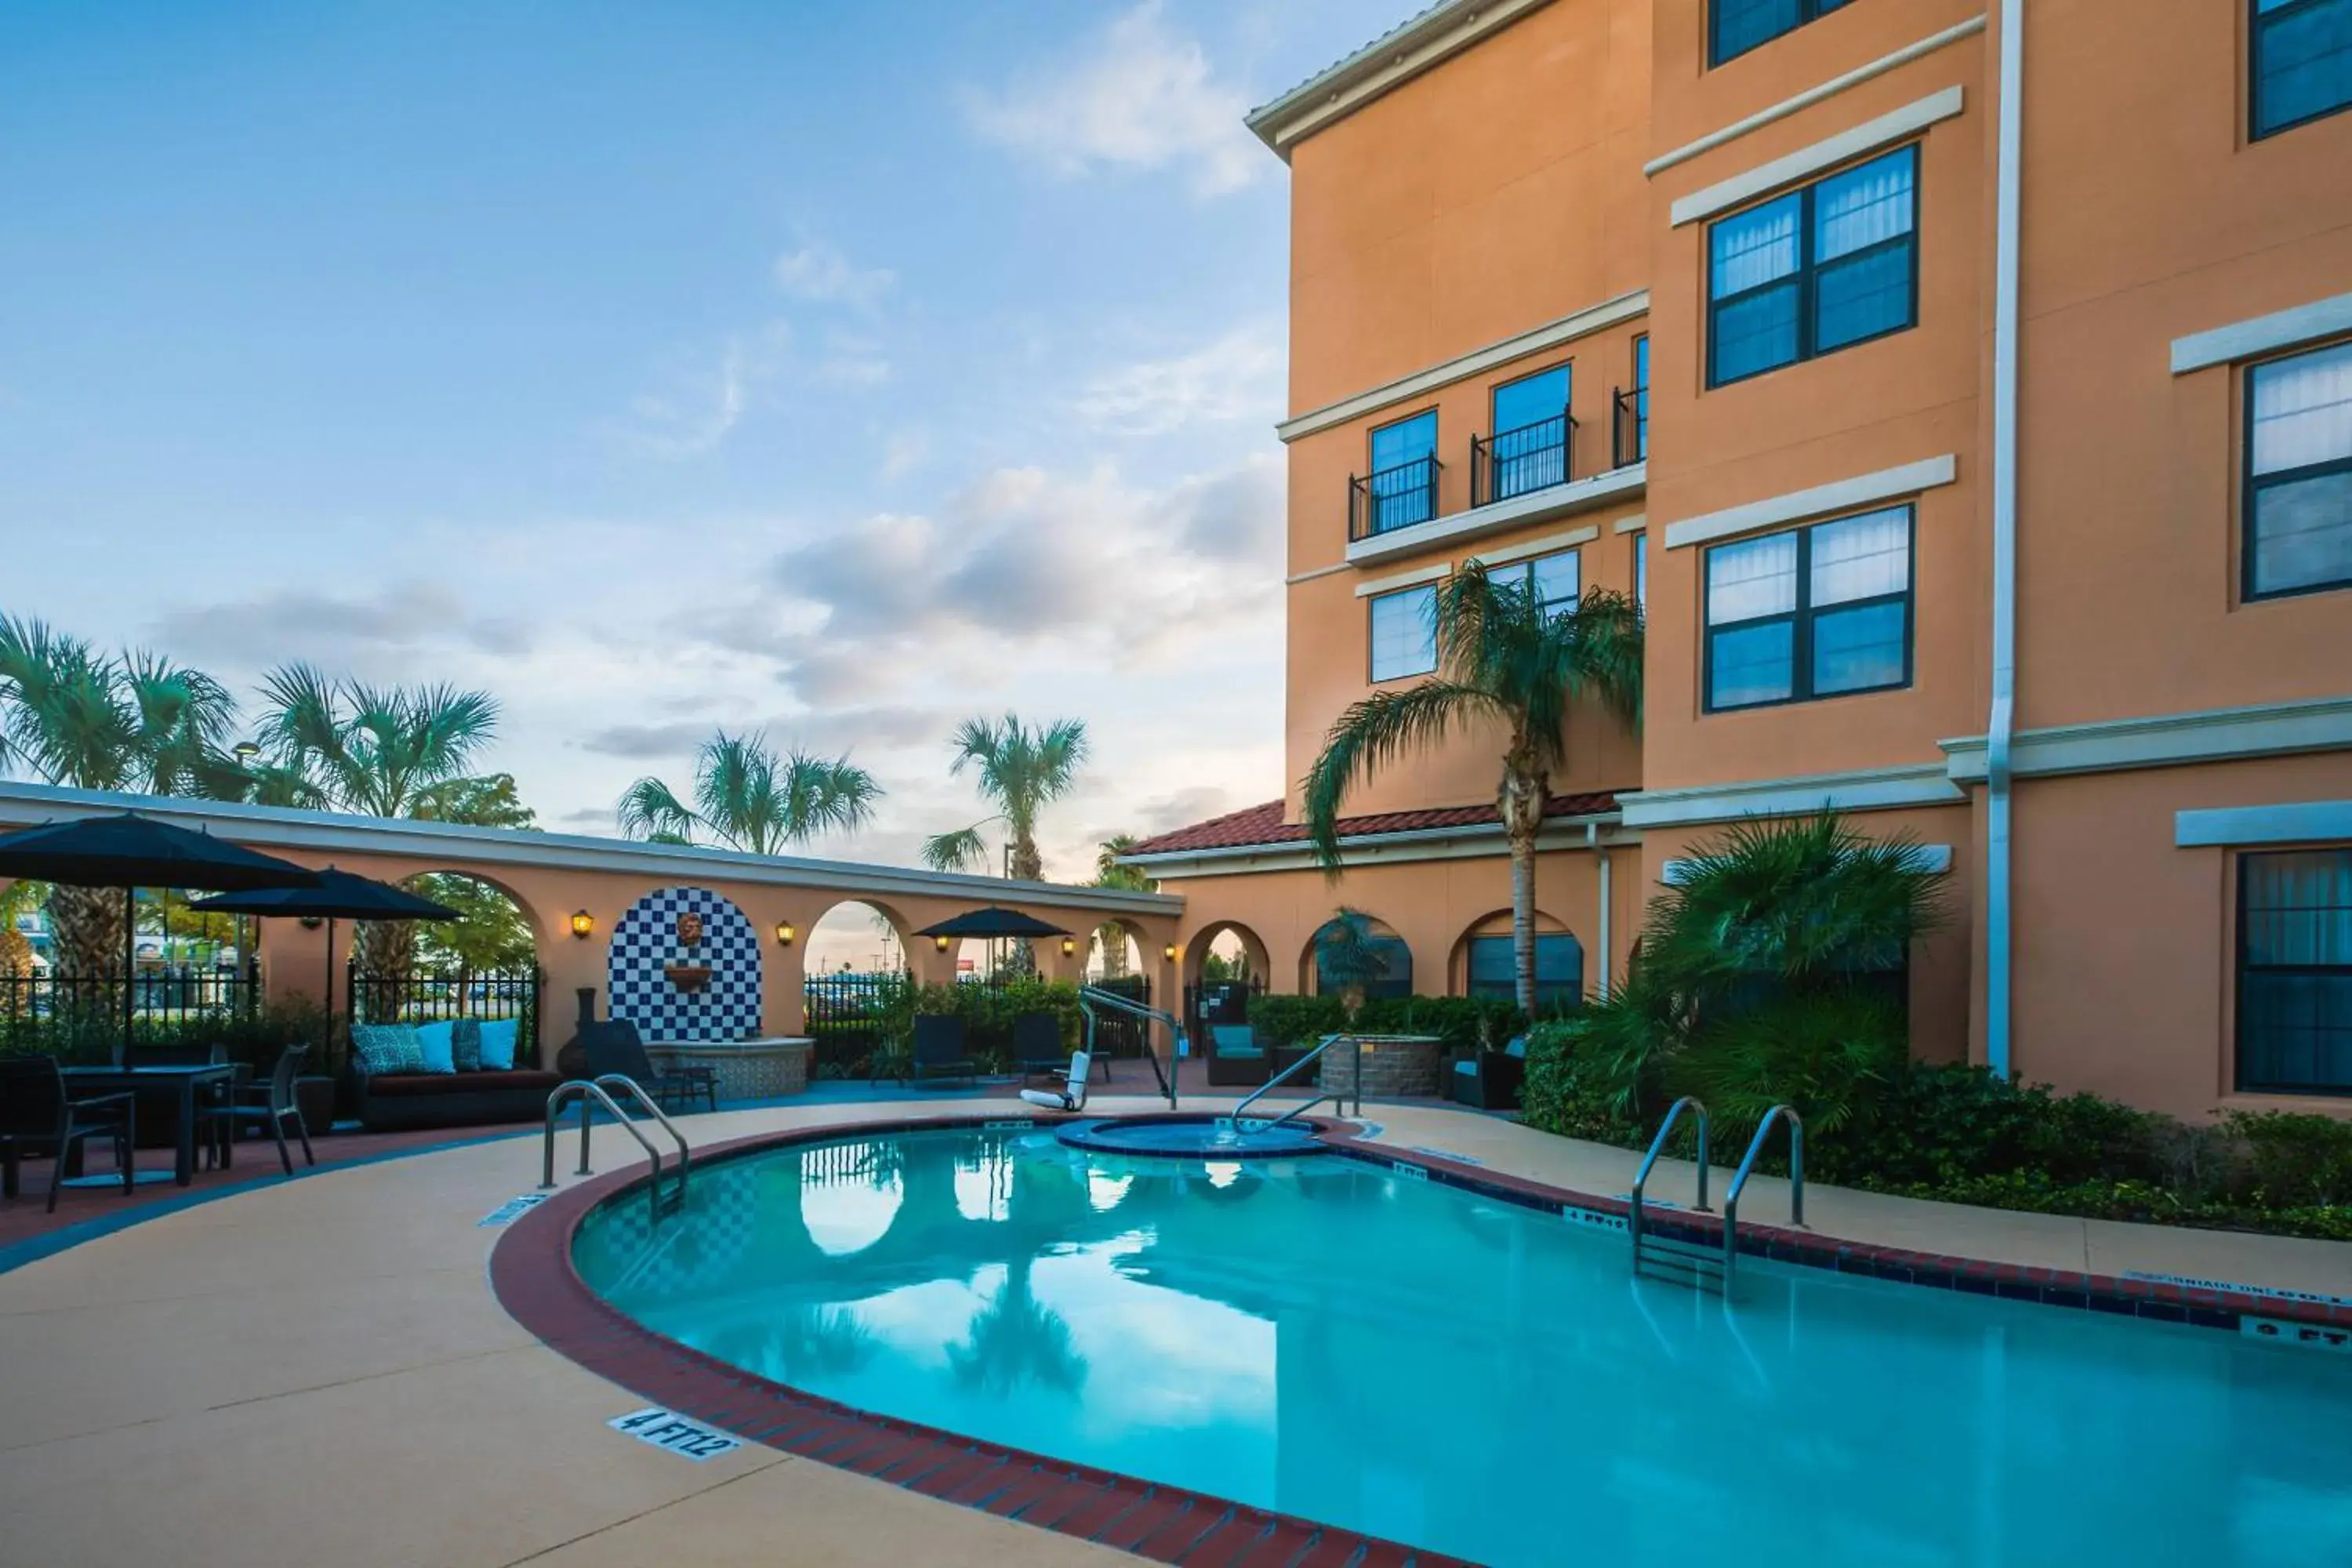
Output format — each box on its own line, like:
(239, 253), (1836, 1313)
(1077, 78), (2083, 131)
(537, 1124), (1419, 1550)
(1465, 932), (1584, 1014)
(1312, 919), (1414, 1000)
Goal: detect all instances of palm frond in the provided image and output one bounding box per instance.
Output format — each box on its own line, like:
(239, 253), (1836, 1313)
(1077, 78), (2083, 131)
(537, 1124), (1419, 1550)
(1300, 681), (1497, 871)
(616, 777), (700, 844)
(921, 825), (991, 873)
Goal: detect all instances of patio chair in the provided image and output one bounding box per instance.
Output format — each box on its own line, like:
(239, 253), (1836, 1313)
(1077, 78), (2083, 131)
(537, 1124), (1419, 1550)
(0, 1057), (137, 1213)
(200, 1045), (315, 1177)
(1205, 1022), (1272, 1087)
(907, 1014), (977, 1088)
(1018, 1051), (1092, 1113)
(1449, 1034), (1530, 1112)
(1011, 1012), (1066, 1082)
(583, 1020), (719, 1115)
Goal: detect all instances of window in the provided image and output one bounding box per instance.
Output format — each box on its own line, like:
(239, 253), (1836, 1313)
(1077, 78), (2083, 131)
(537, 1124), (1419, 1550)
(1708, 146), (1918, 387)
(2238, 849), (2352, 1093)
(1704, 506), (1912, 710)
(2252, 0), (2352, 139)
(1367, 410), (1439, 532)
(1368, 583), (1437, 682)
(1486, 365), (1573, 500)
(1634, 531), (1648, 609)
(1315, 922), (1414, 1000)
(1466, 932), (1585, 1013)
(1501, 548), (1580, 615)
(1711, 0), (1856, 67)
(1632, 335), (1650, 462)
(2246, 340), (2352, 600)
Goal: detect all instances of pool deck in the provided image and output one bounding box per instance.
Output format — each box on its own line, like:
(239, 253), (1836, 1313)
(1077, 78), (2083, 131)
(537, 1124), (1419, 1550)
(2, 1094), (2347, 1568)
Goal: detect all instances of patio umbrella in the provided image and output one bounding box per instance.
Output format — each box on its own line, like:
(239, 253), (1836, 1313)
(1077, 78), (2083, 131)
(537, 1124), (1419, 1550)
(189, 868), (462, 1043)
(0, 812), (322, 1058)
(914, 907), (1072, 940)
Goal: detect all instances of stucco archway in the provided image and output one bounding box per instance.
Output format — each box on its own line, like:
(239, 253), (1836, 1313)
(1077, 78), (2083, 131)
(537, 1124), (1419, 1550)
(1448, 908), (1583, 1013)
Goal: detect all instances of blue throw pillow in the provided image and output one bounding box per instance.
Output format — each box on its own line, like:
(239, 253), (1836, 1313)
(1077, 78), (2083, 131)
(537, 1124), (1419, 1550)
(452, 1018), (483, 1073)
(414, 1020), (458, 1074)
(478, 1018), (520, 1071)
(350, 1023), (425, 1076)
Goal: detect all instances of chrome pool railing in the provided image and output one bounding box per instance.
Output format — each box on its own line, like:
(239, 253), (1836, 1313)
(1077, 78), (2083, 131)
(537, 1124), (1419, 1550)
(542, 1074), (690, 1218)
(1720, 1104), (1804, 1290)
(1077, 985), (1184, 1109)
(1231, 1033), (1359, 1131)
(1629, 1096), (1721, 1293)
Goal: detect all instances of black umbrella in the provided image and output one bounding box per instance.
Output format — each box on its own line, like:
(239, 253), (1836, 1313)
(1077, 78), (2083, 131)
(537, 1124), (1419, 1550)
(190, 868), (461, 1051)
(915, 906), (1072, 940)
(0, 812), (321, 1058)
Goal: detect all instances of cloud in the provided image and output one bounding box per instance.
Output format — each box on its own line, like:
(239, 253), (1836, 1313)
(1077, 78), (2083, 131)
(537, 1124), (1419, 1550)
(878, 428), (928, 483)
(615, 322), (791, 459)
(960, 2), (1261, 198)
(774, 241), (895, 313)
(1075, 324), (1283, 436)
(576, 720), (710, 760)
(1131, 784), (1236, 836)
(158, 581), (531, 665)
(815, 331), (891, 387)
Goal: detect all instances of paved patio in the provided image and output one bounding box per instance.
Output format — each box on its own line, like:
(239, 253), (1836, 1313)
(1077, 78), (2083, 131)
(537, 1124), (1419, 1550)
(2, 1093), (2347, 1568)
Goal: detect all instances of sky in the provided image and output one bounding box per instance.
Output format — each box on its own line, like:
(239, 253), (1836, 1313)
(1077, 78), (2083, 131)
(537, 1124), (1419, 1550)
(0, 0), (1414, 943)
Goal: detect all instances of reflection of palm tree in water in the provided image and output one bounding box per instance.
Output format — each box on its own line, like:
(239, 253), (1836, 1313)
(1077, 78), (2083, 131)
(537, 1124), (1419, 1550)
(770, 1305), (880, 1378)
(948, 1256), (1087, 1397)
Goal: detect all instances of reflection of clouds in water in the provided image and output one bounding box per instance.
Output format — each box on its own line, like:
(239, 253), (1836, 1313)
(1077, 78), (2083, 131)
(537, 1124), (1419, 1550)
(953, 1152), (1012, 1223)
(801, 1161), (903, 1255)
(1204, 1160), (1242, 1189)
(1087, 1170), (1132, 1212)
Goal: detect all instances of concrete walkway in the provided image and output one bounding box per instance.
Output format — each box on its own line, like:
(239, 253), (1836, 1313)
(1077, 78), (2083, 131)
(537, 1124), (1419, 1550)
(1, 1095), (2344, 1568)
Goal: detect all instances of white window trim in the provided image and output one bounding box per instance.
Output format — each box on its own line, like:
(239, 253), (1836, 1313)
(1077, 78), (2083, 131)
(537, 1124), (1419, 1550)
(1663, 843), (1953, 884)
(2169, 291), (2352, 375)
(1348, 463), (1646, 566)
(1668, 85), (1965, 228)
(1662, 456), (1956, 551)
(2177, 801), (2352, 848)
(1467, 525), (1598, 569)
(1621, 764), (1965, 828)
(1353, 563), (1450, 598)
(1613, 514), (1647, 535)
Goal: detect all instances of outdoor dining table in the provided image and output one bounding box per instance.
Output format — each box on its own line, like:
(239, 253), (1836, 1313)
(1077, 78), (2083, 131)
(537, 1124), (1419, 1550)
(59, 1063), (238, 1188)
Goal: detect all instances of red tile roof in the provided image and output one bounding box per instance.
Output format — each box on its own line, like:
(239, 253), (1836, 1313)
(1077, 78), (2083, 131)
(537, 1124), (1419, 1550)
(1125, 789), (1623, 857)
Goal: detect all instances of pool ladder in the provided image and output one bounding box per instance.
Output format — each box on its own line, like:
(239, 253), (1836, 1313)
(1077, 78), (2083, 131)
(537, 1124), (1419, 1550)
(1232, 1033), (1362, 1131)
(1628, 1098), (1804, 1297)
(543, 1074), (691, 1219)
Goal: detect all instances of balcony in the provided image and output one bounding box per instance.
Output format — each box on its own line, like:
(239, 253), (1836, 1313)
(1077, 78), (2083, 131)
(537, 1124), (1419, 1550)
(1343, 390), (1647, 568)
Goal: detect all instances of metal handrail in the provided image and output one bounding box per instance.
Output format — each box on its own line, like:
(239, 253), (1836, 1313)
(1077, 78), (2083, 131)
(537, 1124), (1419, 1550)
(1231, 1033), (1359, 1131)
(594, 1073), (691, 1193)
(1628, 1096), (1711, 1268)
(541, 1076), (684, 1218)
(1720, 1104), (1804, 1287)
(1076, 985), (1183, 1109)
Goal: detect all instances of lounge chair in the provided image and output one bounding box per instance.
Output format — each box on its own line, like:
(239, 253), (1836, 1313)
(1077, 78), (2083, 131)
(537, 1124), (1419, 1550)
(0, 1057), (137, 1213)
(200, 1045), (316, 1176)
(1011, 1012), (1066, 1081)
(1205, 1022), (1272, 1087)
(1018, 1051), (1091, 1113)
(907, 1014), (977, 1087)
(1450, 1034), (1529, 1111)
(583, 1019), (720, 1115)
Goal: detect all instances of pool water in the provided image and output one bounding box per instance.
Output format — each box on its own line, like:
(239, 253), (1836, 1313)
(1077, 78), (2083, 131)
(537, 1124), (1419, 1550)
(572, 1127), (2352, 1567)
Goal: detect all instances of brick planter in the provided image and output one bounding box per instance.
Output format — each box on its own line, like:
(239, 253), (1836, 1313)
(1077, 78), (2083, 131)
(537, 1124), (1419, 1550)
(1315, 1033), (1444, 1099)
(643, 1036), (814, 1101)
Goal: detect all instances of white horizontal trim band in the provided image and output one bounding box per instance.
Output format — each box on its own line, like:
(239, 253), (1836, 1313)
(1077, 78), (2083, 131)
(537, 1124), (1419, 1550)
(0, 781), (1181, 915)
(1668, 85), (1965, 227)
(1661, 455), (1956, 550)
(1621, 764), (1964, 829)
(2169, 290), (2352, 375)
(1613, 514), (1647, 534)
(1942, 696), (2352, 782)
(1278, 292), (1649, 444)
(1122, 811), (1628, 878)
(2177, 801), (2352, 848)
(1245, 0), (1555, 158)
(1662, 843), (1954, 884)
(1646, 18), (1986, 177)
(1285, 561), (1353, 587)
(1468, 524), (1599, 568)
(1348, 463), (1646, 566)
(1354, 563), (1450, 597)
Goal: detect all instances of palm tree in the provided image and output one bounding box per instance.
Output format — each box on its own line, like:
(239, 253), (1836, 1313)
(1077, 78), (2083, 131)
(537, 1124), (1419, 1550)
(0, 616), (239, 975)
(1311, 906), (1388, 1018)
(920, 714), (1089, 881)
(1089, 833), (1152, 978)
(1302, 561), (1642, 1016)
(616, 731), (880, 855)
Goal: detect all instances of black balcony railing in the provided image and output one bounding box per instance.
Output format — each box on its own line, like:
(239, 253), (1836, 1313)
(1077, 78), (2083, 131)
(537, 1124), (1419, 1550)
(1348, 456), (1443, 540)
(1470, 412), (1576, 508)
(1612, 385), (1648, 469)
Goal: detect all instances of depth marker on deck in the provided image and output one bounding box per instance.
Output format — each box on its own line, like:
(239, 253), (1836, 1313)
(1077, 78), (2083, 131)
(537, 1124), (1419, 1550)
(608, 1407), (744, 1461)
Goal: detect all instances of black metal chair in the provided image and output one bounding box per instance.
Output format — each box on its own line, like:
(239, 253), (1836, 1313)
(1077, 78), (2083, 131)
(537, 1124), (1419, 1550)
(1448, 1034), (1530, 1111)
(907, 1014), (976, 1087)
(583, 1019), (719, 1115)
(1011, 1012), (1066, 1082)
(201, 1046), (315, 1177)
(0, 1057), (137, 1213)
(1205, 1023), (1272, 1087)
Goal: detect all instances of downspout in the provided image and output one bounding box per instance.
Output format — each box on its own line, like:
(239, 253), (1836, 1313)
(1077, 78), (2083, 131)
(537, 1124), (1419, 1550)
(1985, 0), (2025, 1080)
(1588, 820), (1613, 996)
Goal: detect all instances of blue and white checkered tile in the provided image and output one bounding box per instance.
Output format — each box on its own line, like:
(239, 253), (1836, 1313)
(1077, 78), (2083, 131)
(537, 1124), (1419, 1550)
(606, 884), (764, 1043)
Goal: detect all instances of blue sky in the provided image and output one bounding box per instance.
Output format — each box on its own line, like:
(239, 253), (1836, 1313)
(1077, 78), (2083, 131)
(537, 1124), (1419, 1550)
(0, 0), (1408, 909)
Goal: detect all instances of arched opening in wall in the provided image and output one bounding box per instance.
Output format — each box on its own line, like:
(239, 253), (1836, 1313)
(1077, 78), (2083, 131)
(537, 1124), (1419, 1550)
(1083, 918), (1146, 984)
(1301, 912), (1414, 1002)
(345, 871), (544, 1051)
(1185, 920), (1271, 1034)
(1452, 909), (1584, 1018)
(803, 898), (913, 1081)
(1082, 916), (1152, 1063)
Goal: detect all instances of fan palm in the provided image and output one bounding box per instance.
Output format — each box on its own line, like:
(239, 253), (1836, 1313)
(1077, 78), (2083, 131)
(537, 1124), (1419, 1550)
(1087, 834), (1152, 978)
(920, 714), (1089, 881)
(1302, 561), (1643, 1014)
(0, 615), (239, 974)
(616, 731), (880, 855)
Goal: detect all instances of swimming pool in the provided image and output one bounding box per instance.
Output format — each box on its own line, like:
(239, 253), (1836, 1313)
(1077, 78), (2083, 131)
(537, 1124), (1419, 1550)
(569, 1125), (2352, 1566)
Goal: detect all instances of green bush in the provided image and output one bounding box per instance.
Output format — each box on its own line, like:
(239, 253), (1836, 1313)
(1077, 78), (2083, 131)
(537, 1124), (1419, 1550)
(0, 997), (329, 1071)
(875, 978), (1083, 1075)
(1245, 993), (1530, 1056)
(2223, 1110), (2352, 1209)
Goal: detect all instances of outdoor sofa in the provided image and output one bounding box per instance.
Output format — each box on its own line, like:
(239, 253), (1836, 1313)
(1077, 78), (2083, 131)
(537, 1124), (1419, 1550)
(349, 1018), (561, 1131)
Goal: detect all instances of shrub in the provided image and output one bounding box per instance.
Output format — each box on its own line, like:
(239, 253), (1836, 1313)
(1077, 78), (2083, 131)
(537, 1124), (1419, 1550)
(2223, 1111), (2352, 1209)
(1522, 1020), (1640, 1145)
(1245, 993), (1530, 1056)
(878, 979), (1083, 1074)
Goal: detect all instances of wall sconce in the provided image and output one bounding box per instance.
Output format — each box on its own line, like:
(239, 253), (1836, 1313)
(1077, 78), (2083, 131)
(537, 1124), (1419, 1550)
(1061, 936), (1076, 957)
(232, 741), (261, 764)
(934, 934), (952, 953)
(569, 910), (594, 940)
(1163, 943), (1178, 963)
(298, 915), (324, 931)
(775, 920), (796, 947)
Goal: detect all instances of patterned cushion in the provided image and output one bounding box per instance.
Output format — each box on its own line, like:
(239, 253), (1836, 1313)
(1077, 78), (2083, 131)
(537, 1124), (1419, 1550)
(452, 1018), (483, 1073)
(414, 1020), (458, 1074)
(477, 1018), (521, 1071)
(350, 1023), (425, 1076)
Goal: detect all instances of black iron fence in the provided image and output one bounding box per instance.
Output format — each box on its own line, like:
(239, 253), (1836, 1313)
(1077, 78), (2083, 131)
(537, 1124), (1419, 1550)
(0, 962), (262, 1030)
(1612, 384), (1646, 469)
(1087, 973), (1152, 1059)
(804, 970), (911, 1079)
(344, 964), (543, 1058)
(1472, 412), (1576, 506)
(1348, 456), (1443, 539)
(1184, 978), (1264, 1037)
